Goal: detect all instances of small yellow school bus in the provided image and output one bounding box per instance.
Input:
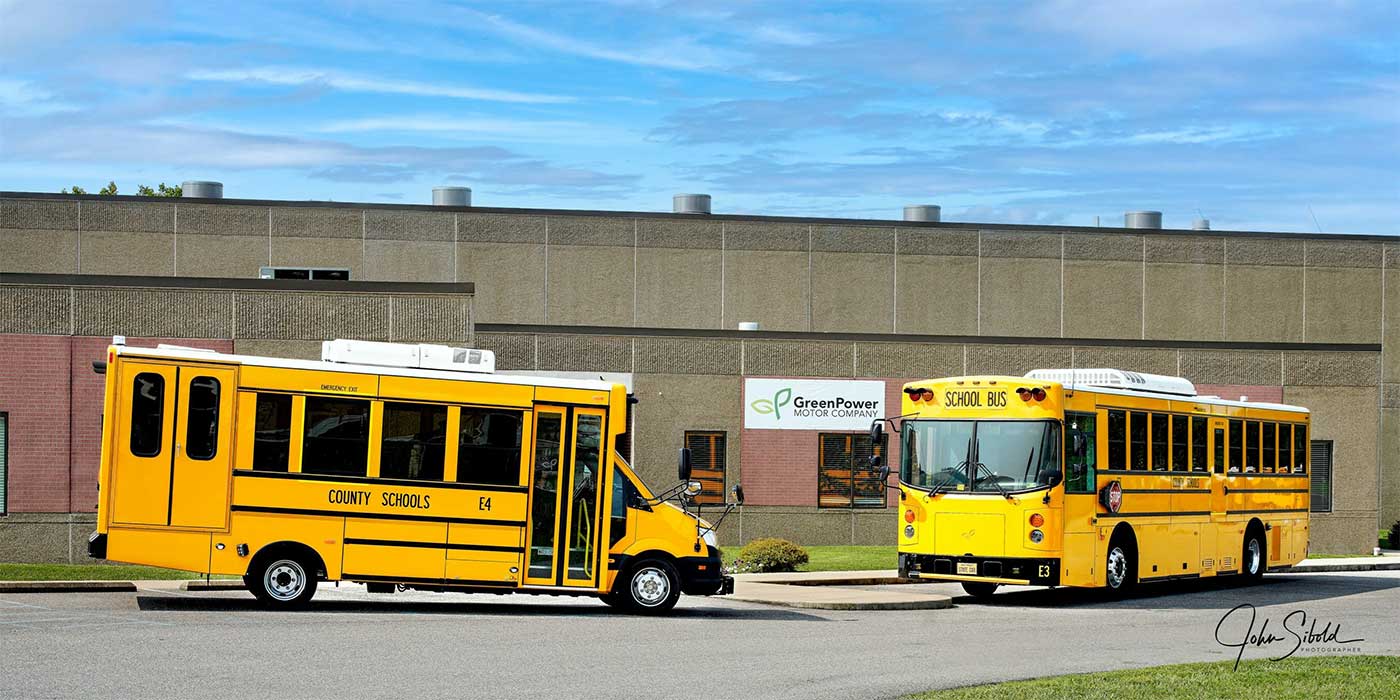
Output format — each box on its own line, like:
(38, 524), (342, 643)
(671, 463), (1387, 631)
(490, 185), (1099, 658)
(89, 338), (737, 613)
(872, 369), (1310, 597)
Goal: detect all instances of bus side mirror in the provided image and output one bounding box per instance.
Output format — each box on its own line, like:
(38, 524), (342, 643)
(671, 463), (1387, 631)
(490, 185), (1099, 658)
(878, 465), (891, 485)
(731, 484), (744, 506)
(678, 448), (692, 482)
(869, 421), (884, 446)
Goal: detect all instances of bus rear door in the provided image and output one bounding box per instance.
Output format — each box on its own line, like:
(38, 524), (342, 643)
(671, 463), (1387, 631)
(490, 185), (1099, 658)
(111, 360), (235, 529)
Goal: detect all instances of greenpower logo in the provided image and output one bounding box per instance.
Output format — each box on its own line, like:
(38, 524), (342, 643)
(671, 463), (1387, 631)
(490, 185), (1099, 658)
(750, 387), (793, 419)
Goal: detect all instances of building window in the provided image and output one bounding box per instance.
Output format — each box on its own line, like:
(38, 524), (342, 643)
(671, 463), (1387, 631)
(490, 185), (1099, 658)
(252, 393), (293, 472)
(302, 397), (370, 477)
(1310, 440), (1332, 513)
(684, 431), (726, 505)
(457, 407), (522, 486)
(185, 377), (221, 461)
(380, 403), (447, 481)
(258, 266), (350, 281)
(130, 372), (165, 458)
(0, 412), (7, 515)
(818, 433), (887, 509)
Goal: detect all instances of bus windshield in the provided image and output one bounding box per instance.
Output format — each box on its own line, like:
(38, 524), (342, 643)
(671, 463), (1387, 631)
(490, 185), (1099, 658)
(901, 420), (1061, 493)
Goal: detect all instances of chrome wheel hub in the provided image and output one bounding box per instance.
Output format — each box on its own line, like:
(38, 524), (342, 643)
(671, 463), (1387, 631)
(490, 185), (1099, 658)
(1107, 547), (1127, 589)
(1247, 539), (1262, 575)
(632, 568), (669, 606)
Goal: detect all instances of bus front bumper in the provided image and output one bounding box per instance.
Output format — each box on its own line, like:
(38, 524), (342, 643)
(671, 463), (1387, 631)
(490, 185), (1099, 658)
(900, 552), (1059, 587)
(678, 548), (733, 596)
(87, 532), (107, 560)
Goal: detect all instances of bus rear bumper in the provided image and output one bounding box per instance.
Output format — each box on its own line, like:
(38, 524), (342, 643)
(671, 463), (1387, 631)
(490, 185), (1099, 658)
(900, 552), (1059, 586)
(87, 532), (107, 560)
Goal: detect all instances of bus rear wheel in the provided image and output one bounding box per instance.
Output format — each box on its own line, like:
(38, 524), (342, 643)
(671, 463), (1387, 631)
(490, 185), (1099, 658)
(248, 554), (317, 608)
(960, 581), (999, 599)
(1242, 530), (1266, 583)
(614, 559), (681, 615)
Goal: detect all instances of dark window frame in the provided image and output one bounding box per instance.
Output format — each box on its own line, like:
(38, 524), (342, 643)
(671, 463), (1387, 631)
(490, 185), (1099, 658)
(1310, 440), (1333, 513)
(684, 431), (727, 505)
(1129, 411), (1147, 471)
(185, 376), (221, 461)
(1245, 421), (1261, 473)
(379, 401), (449, 482)
(456, 405), (524, 487)
(818, 432), (888, 509)
(301, 396), (371, 478)
(1262, 422), (1277, 474)
(1170, 414), (1189, 472)
(1064, 411), (1098, 494)
(1190, 416), (1208, 473)
(130, 372), (165, 458)
(1228, 420), (1243, 472)
(1150, 413), (1169, 471)
(251, 392), (293, 473)
(1107, 410), (1126, 470)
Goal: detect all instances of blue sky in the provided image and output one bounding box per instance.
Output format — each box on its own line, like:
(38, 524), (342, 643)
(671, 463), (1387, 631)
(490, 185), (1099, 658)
(1, 0), (1396, 233)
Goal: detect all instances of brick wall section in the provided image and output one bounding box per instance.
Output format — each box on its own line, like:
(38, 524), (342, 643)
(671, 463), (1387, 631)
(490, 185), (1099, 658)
(740, 376), (906, 508)
(1195, 384), (1284, 404)
(0, 334), (231, 513)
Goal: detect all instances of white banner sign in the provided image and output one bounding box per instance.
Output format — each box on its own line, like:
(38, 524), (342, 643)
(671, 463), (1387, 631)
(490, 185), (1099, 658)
(744, 378), (886, 430)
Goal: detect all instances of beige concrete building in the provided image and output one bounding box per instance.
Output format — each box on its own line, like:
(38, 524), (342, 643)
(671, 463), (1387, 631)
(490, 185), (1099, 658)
(0, 190), (1393, 559)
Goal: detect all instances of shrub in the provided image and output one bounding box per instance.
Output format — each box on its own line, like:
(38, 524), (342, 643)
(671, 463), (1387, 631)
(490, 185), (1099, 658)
(736, 538), (809, 573)
(1388, 521), (1399, 551)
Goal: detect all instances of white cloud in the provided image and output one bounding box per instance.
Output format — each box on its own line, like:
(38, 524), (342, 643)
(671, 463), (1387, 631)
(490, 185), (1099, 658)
(1028, 0), (1342, 55)
(186, 67), (575, 104)
(315, 115), (636, 144)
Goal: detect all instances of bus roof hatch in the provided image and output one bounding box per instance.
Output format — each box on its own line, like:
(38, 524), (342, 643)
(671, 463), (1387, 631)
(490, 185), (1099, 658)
(321, 339), (496, 374)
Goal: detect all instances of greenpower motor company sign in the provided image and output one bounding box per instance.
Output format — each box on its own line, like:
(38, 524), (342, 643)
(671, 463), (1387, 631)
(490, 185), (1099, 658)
(744, 378), (886, 431)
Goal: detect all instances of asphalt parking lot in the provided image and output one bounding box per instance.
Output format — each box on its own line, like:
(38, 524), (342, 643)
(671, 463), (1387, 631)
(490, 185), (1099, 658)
(3, 571), (1398, 699)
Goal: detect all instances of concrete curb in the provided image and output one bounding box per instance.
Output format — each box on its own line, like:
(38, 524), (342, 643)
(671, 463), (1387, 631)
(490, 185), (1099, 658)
(730, 580), (953, 610)
(0, 580), (136, 593)
(180, 580), (246, 592)
(1280, 560), (1400, 573)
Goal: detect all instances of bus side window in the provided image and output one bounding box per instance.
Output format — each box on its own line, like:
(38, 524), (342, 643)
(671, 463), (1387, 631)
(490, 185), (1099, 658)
(1171, 415), (1188, 472)
(457, 407), (523, 486)
(1293, 424), (1307, 473)
(302, 397), (370, 477)
(252, 393), (292, 472)
(1107, 410), (1126, 470)
(1065, 412), (1097, 493)
(1228, 420), (1243, 473)
(609, 467), (646, 546)
(1150, 413), (1168, 471)
(1245, 421), (1260, 473)
(130, 372), (165, 457)
(1213, 427), (1225, 474)
(1129, 411), (1147, 471)
(380, 402), (447, 481)
(1262, 422), (1276, 473)
(1191, 416), (1208, 472)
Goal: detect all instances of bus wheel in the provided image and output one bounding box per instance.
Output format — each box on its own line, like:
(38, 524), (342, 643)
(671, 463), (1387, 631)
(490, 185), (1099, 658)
(1105, 540), (1137, 595)
(961, 581), (999, 599)
(249, 555), (317, 608)
(1242, 530), (1266, 582)
(618, 560), (681, 614)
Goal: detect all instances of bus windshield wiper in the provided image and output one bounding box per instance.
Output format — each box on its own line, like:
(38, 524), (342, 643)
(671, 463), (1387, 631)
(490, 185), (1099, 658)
(926, 460), (969, 498)
(973, 462), (1013, 500)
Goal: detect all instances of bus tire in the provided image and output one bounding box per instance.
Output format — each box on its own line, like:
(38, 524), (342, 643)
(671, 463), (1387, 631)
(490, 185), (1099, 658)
(1105, 536), (1137, 596)
(248, 553), (318, 608)
(616, 559), (681, 614)
(1242, 528), (1266, 583)
(961, 581), (999, 599)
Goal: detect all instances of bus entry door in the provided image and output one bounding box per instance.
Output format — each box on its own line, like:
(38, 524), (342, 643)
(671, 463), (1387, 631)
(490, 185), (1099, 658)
(524, 406), (606, 588)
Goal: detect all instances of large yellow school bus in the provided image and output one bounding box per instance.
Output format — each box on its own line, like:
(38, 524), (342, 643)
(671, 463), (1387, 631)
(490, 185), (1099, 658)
(872, 369), (1309, 597)
(88, 338), (736, 613)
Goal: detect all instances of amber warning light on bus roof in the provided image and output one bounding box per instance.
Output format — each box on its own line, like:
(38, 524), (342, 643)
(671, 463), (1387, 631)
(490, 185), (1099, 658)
(1015, 387), (1047, 402)
(904, 387), (934, 402)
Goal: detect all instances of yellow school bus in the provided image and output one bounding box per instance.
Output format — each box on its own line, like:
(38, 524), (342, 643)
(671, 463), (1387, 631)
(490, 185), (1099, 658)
(872, 369), (1310, 597)
(88, 338), (736, 613)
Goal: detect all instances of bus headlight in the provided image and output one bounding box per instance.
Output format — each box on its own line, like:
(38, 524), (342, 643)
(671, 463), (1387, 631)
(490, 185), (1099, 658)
(701, 529), (718, 549)
(1029, 529), (1044, 544)
(904, 524), (915, 539)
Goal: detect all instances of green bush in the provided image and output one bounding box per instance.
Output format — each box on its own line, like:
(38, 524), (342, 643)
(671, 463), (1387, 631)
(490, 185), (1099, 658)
(1387, 521), (1399, 550)
(734, 538), (809, 573)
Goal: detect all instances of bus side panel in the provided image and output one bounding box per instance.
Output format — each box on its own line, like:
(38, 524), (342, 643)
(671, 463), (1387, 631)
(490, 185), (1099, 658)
(208, 513), (345, 577)
(1060, 532), (1099, 587)
(107, 528), (211, 573)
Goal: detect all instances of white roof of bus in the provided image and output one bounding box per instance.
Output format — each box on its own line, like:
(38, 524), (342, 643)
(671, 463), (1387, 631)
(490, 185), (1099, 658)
(112, 344), (619, 392)
(1057, 382), (1309, 414)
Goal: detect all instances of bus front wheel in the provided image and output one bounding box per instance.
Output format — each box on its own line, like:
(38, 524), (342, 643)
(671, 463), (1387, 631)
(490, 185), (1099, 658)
(248, 554), (318, 608)
(1242, 530), (1266, 582)
(961, 581), (999, 599)
(1105, 540), (1137, 595)
(615, 559), (681, 614)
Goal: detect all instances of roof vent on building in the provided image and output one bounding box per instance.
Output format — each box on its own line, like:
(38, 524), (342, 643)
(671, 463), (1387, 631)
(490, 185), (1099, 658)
(181, 181), (223, 199)
(432, 186), (472, 207)
(673, 193), (711, 215)
(1124, 211), (1162, 229)
(1192, 218), (1211, 230)
(903, 205), (941, 222)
